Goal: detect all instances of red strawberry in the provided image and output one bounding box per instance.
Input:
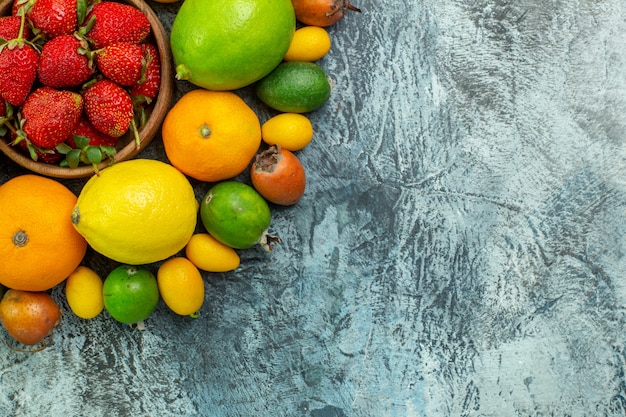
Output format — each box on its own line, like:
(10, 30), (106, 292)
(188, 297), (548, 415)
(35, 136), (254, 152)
(130, 42), (160, 101)
(15, 0), (78, 39)
(96, 41), (144, 86)
(82, 2), (150, 49)
(0, 41), (39, 107)
(37, 34), (95, 88)
(0, 16), (31, 40)
(68, 116), (118, 148)
(83, 79), (133, 137)
(20, 87), (83, 149)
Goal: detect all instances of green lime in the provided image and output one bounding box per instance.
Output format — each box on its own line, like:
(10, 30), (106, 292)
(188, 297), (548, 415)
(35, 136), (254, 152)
(170, 0), (295, 91)
(103, 265), (160, 324)
(255, 61), (332, 113)
(200, 181), (271, 249)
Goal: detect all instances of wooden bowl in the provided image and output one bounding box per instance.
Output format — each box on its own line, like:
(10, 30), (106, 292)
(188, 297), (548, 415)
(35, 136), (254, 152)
(0, 0), (173, 179)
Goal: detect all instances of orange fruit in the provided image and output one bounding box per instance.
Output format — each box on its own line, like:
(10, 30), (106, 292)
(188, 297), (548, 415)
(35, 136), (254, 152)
(0, 175), (88, 291)
(162, 90), (262, 182)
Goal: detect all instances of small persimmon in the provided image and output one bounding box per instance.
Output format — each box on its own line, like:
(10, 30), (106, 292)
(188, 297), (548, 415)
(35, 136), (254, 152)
(291, 0), (361, 27)
(0, 290), (62, 348)
(250, 145), (306, 206)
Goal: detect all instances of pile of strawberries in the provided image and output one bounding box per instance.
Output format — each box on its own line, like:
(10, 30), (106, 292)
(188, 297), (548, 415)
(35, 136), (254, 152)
(0, 0), (161, 170)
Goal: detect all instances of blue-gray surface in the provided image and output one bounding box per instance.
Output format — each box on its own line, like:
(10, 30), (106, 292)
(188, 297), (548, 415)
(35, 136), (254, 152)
(1, 1), (625, 416)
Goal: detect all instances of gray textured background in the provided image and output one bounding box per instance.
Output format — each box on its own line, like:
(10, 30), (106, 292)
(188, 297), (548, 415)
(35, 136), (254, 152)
(1, 0), (625, 416)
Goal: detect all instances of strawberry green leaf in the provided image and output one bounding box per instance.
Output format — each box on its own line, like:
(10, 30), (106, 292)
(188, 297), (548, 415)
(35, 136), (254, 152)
(73, 134), (90, 149)
(101, 146), (116, 159)
(55, 143), (73, 155)
(26, 143), (38, 161)
(85, 146), (103, 164)
(77, 0), (88, 26)
(65, 149), (82, 168)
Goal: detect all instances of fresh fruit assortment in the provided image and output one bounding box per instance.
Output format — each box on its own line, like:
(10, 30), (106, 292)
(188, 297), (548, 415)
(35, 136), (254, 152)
(0, 0), (161, 171)
(0, 0), (360, 348)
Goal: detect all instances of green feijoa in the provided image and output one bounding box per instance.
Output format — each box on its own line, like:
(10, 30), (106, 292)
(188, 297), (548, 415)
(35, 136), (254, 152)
(256, 61), (331, 113)
(200, 181), (271, 249)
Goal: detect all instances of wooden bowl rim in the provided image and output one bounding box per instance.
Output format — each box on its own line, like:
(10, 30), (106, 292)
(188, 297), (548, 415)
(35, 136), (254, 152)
(0, 0), (174, 179)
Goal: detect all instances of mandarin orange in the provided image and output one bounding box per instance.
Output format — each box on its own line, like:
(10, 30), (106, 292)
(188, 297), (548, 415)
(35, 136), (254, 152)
(0, 175), (88, 291)
(161, 90), (262, 182)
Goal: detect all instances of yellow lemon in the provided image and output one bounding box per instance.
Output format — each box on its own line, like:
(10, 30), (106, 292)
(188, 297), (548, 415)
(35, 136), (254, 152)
(261, 113), (314, 151)
(185, 233), (240, 272)
(284, 26), (331, 62)
(65, 266), (104, 319)
(157, 257), (205, 316)
(71, 159), (198, 265)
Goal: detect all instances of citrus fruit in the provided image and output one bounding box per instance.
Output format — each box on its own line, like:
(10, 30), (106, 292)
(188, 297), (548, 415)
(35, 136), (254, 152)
(65, 266), (104, 319)
(170, 0), (296, 90)
(157, 257), (205, 317)
(103, 265), (160, 324)
(251, 145), (307, 206)
(0, 175), (88, 292)
(71, 159), (198, 265)
(200, 181), (272, 249)
(284, 26), (332, 61)
(261, 113), (314, 151)
(0, 289), (62, 347)
(256, 61), (332, 113)
(185, 233), (241, 272)
(162, 90), (262, 182)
